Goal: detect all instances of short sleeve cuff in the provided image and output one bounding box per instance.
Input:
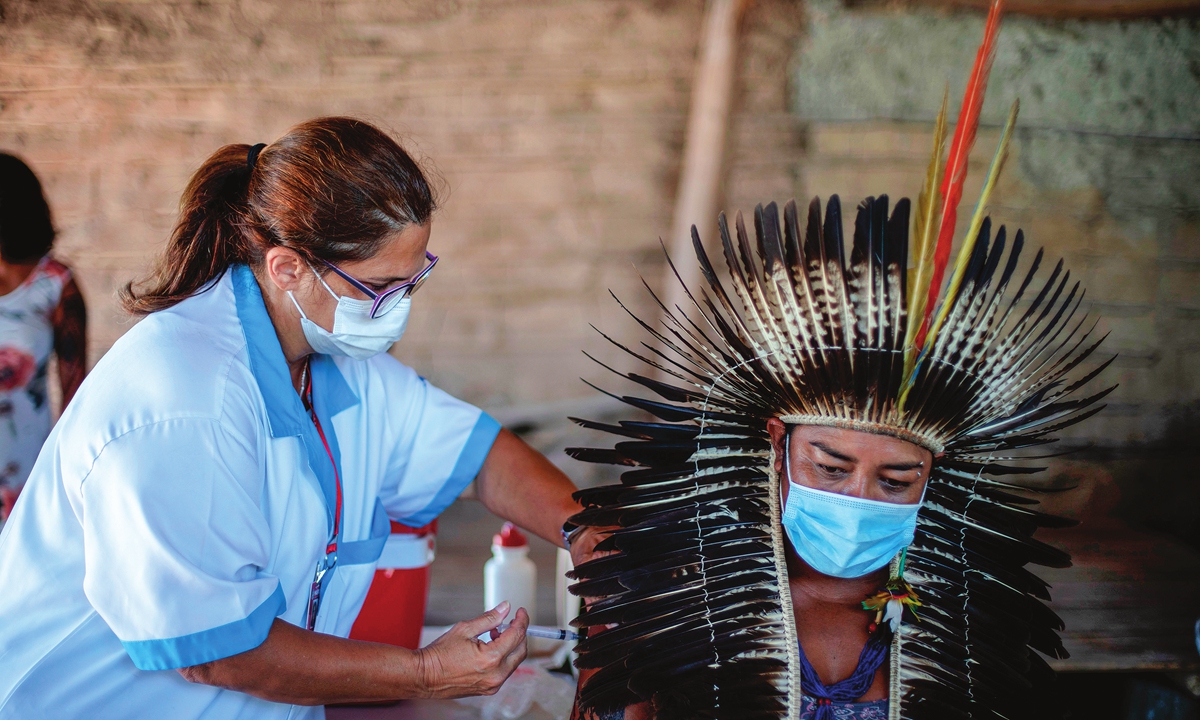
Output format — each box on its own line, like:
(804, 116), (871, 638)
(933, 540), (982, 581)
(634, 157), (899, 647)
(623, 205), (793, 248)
(398, 412), (502, 527)
(120, 582), (287, 671)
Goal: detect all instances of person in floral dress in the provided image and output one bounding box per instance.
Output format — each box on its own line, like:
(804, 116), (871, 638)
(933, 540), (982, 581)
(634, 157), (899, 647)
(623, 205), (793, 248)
(0, 153), (87, 520)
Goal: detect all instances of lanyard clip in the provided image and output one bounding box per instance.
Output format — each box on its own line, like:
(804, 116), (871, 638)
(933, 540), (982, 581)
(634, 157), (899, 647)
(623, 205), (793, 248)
(317, 550), (338, 578)
(306, 550), (339, 631)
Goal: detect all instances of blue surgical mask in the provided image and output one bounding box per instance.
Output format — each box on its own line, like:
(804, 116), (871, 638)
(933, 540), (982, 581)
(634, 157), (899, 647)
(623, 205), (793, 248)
(288, 266), (412, 360)
(780, 435), (922, 578)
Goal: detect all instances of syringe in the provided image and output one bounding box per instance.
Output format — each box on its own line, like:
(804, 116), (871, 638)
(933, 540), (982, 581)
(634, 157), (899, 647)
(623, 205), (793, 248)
(495, 623), (580, 641)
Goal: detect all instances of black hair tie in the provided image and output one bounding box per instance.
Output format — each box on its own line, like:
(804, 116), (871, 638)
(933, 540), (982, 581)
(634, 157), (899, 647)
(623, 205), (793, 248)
(246, 143), (267, 172)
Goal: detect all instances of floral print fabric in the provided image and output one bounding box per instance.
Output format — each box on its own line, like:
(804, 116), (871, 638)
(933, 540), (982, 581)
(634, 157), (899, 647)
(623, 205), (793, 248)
(0, 257), (69, 491)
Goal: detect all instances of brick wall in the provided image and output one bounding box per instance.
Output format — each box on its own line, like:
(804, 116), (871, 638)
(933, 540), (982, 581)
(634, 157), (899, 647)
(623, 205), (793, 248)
(0, 0), (714, 410)
(5, 0), (1190, 452)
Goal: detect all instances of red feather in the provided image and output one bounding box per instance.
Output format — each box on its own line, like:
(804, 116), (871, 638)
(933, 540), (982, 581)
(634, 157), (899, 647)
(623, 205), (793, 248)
(913, 0), (1004, 351)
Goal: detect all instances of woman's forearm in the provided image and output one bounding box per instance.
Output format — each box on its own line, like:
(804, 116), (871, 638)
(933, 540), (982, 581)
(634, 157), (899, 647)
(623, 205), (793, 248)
(476, 428), (581, 547)
(179, 618), (424, 705)
(179, 604), (529, 705)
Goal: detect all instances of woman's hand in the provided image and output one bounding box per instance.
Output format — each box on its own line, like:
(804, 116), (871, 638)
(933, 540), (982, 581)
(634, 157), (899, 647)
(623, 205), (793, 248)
(415, 601), (530, 699)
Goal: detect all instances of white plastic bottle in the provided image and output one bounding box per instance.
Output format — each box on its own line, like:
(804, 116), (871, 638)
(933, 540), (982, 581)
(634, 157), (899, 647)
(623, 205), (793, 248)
(555, 546), (581, 673)
(484, 522), (537, 623)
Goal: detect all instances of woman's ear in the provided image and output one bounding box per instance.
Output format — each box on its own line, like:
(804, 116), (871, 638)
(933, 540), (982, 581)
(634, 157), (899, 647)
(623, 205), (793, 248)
(766, 418), (787, 476)
(263, 247), (307, 293)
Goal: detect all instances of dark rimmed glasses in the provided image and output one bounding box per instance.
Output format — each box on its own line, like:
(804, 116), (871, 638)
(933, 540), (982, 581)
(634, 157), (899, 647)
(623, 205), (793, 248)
(321, 251), (438, 319)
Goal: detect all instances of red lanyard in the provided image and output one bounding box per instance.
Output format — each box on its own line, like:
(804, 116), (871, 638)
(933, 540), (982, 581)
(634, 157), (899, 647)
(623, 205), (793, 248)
(303, 362), (342, 554)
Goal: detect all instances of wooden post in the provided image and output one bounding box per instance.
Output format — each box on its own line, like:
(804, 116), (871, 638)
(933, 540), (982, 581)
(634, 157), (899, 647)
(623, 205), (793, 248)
(661, 0), (749, 338)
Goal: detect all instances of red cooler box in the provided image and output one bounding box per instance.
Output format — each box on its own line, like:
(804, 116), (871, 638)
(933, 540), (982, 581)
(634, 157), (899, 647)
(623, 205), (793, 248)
(349, 520), (436, 649)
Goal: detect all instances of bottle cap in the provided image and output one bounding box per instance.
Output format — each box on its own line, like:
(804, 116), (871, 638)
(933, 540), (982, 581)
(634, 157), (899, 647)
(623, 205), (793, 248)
(494, 522), (528, 548)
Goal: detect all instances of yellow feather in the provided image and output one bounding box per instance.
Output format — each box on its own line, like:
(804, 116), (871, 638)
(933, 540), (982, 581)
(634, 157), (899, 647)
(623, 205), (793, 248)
(901, 86), (950, 381)
(924, 98), (1020, 352)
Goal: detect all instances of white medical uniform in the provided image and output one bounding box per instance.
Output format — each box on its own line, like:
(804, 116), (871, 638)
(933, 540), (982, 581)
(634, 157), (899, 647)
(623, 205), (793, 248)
(0, 265), (501, 719)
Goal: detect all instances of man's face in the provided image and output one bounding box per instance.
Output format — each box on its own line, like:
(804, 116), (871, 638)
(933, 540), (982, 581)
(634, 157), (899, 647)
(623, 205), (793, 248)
(767, 421), (933, 506)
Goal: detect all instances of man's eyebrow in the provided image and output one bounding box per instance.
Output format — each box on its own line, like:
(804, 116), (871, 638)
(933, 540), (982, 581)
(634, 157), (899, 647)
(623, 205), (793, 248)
(882, 461), (925, 472)
(809, 441), (856, 463)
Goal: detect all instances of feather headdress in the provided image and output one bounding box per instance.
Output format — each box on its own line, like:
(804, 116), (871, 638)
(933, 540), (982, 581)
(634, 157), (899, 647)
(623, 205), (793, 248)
(566, 2), (1112, 718)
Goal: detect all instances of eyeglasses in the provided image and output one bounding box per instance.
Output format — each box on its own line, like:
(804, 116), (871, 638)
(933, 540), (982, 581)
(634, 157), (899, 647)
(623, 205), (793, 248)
(321, 251), (438, 319)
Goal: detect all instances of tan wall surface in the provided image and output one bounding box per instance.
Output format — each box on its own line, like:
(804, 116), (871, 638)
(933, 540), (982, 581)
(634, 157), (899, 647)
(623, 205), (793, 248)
(3, 0), (1192, 455)
(792, 0), (1200, 449)
(0, 0), (701, 408)
(0, 0), (806, 418)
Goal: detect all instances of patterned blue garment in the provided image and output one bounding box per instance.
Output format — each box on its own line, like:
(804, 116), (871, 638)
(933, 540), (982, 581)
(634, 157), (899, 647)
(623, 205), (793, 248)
(799, 694), (889, 719)
(795, 627), (891, 720)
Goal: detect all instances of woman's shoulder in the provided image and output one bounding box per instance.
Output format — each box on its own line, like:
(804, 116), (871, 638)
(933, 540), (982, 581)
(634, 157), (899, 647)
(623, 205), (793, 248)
(64, 277), (261, 439)
(23, 256), (72, 298)
(110, 277), (242, 366)
(0, 256), (71, 310)
(39, 257), (72, 283)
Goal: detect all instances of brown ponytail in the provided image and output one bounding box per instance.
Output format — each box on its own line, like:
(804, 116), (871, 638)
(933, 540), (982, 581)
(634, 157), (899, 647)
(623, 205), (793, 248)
(122, 117), (437, 315)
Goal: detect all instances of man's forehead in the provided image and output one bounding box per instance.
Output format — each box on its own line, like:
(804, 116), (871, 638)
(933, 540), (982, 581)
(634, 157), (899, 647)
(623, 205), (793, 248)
(789, 423), (930, 458)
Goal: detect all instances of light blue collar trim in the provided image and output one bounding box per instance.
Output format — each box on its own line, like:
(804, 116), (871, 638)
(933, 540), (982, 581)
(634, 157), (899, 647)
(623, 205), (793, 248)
(307, 354), (351, 519)
(311, 354), (359, 419)
(231, 265), (308, 439)
(231, 265), (361, 535)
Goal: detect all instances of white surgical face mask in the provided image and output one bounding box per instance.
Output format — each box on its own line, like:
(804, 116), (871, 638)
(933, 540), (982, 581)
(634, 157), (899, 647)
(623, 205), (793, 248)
(780, 434), (922, 578)
(288, 267), (411, 360)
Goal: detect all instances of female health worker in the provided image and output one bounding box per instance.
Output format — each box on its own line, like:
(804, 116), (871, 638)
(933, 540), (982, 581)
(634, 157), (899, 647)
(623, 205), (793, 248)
(0, 117), (601, 718)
